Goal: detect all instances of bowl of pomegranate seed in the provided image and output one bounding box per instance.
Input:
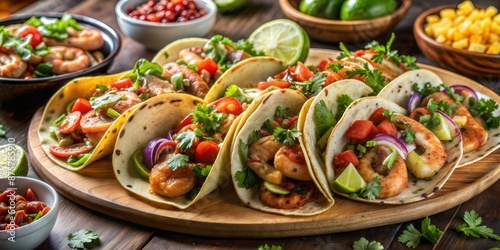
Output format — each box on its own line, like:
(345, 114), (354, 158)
(115, 0), (217, 51)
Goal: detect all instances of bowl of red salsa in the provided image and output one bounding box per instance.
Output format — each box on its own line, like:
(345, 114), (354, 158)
(115, 0), (217, 51)
(0, 177), (59, 250)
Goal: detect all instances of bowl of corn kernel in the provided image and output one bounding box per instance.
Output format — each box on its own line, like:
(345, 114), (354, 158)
(414, 1), (500, 77)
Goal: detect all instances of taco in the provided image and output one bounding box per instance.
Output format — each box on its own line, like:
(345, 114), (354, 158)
(378, 68), (500, 167)
(231, 89), (333, 216)
(112, 93), (249, 209)
(38, 58), (207, 171)
(324, 97), (463, 204)
(298, 79), (374, 198)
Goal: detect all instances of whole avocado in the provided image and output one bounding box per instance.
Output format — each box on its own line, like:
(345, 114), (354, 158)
(340, 0), (397, 20)
(299, 0), (345, 20)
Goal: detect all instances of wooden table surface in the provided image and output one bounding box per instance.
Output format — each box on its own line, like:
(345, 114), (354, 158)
(1, 0), (500, 249)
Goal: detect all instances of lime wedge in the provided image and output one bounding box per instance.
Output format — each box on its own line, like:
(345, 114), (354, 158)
(430, 113), (452, 141)
(0, 144), (29, 177)
(263, 181), (290, 195)
(332, 163), (366, 194)
(249, 19), (310, 66)
(214, 0), (249, 13)
(132, 149), (150, 179)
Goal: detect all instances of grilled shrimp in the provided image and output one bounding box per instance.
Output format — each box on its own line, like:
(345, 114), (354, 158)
(394, 113), (448, 179)
(248, 135), (283, 184)
(259, 178), (314, 209)
(357, 145), (408, 199)
(274, 145), (312, 181)
(423, 92), (487, 153)
(112, 91), (142, 114)
(0, 53), (27, 78)
(43, 46), (90, 74)
(143, 75), (175, 96)
(179, 48), (203, 65)
(163, 62), (209, 98)
(45, 27), (104, 51)
(149, 160), (196, 198)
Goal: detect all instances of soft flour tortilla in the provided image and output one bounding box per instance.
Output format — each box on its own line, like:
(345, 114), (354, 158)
(112, 93), (238, 209)
(324, 97), (463, 204)
(297, 79), (374, 199)
(378, 68), (500, 167)
(38, 72), (134, 171)
(151, 37), (208, 66)
(231, 89), (334, 216)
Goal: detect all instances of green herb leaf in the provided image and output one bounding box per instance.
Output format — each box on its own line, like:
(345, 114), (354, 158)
(456, 210), (500, 240)
(258, 244), (283, 250)
(346, 64), (386, 93)
(412, 82), (441, 99)
(291, 72), (325, 97)
(192, 164), (212, 180)
(89, 91), (124, 111)
(176, 131), (196, 152)
(192, 104), (227, 134)
(225, 84), (254, 104)
(353, 237), (385, 250)
(67, 153), (92, 167)
(359, 176), (381, 200)
(203, 35), (264, 72)
(0, 124), (6, 137)
(273, 127), (300, 146)
(364, 33), (418, 70)
(468, 97), (500, 130)
(27, 13), (82, 41)
(67, 229), (100, 249)
(336, 42), (352, 59)
(314, 100), (336, 138)
(235, 137), (261, 189)
(120, 58), (165, 90)
(166, 154), (189, 171)
(327, 62), (344, 73)
(401, 127), (416, 144)
(398, 217), (443, 248)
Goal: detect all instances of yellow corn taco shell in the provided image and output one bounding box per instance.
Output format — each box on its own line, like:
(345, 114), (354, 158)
(231, 89), (334, 216)
(324, 97), (462, 204)
(152, 37), (208, 66)
(379, 68), (500, 167)
(297, 79), (374, 199)
(38, 72), (133, 171)
(112, 93), (240, 209)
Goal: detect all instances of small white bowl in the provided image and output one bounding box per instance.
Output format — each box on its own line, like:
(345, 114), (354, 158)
(115, 0), (217, 51)
(0, 177), (59, 250)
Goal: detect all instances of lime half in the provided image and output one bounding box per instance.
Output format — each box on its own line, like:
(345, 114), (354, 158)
(214, 0), (249, 13)
(132, 149), (150, 179)
(263, 181), (290, 195)
(249, 19), (310, 66)
(332, 163), (366, 194)
(0, 144), (29, 177)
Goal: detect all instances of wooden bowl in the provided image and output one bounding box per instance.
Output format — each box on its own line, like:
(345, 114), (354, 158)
(414, 5), (500, 78)
(279, 0), (411, 43)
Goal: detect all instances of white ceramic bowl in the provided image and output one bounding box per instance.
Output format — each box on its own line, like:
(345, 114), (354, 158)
(115, 0), (217, 51)
(0, 177), (59, 250)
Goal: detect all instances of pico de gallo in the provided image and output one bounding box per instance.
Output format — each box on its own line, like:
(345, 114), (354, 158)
(0, 188), (51, 230)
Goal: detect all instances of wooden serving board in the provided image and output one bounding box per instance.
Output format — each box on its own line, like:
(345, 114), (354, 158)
(27, 116), (500, 238)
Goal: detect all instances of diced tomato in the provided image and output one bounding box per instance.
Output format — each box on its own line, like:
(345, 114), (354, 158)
(197, 57), (218, 77)
(292, 62), (315, 82)
(110, 78), (133, 89)
(24, 188), (38, 202)
(409, 107), (430, 121)
(49, 143), (93, 159)
(41, 206), (51, 216)
(346, 120), (376, 141)
(369, 107), (386, 125)
(376, 119), (398, 137)
(274, 66), (291, 79)
(0, 190), (14, 204)
(71, 98), (93, 114)
(211, 97), (243, 116)
(283, 144), (306, 164)
(256, 80), (292, 90)
(4, 224), (19, 230)
(286, 116), (299, 129)
(316, 59), (330, 71)
(58, 111), (82, 134)
(0, 206), (7, 216)
(174, 115), (193, 133)
(323, 70), (343, 87)
(334, 150), (359, 168)
(14, 210), (28, 226)
(195, 140), (220, 164)
(25, 201), (46, 214)
(17, 25), (43, 48)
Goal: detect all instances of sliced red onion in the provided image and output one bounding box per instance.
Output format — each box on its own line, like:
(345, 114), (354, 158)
(450, 85), (478, 100)
(143, 138), (168, 169)
(153, 140), (177, 166)
(166, 130), (173, 141)
(436, 110), (462, 140)
(407, 92), (422, 113)
(370, 133), (409, 159)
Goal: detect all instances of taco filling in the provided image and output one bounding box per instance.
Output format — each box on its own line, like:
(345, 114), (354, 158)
(133, 97), (245, 198)
(236, 106), (317, 209)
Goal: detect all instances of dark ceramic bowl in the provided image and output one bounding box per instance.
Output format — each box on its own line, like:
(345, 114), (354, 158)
(0, 13), (121, 102)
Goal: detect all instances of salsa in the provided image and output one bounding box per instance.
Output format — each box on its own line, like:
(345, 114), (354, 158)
(0, 188), (51, 230)
(126, 0), (208, 23)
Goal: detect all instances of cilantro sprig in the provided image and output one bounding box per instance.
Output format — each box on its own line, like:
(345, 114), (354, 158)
(398, 217), (443, 248)
(203, 35), (264, 72)
(166, 154), (189, 171)
(351, 176), (381, 200)
(468, 97), (500, 130)
(346, 64), (387, 93)
(192, 164), (212, 180)
(364, 33), (418, 70)
(456, 210), (500, 240)
(0, 124), (5, 137)
(353, 237), (384, 250)
(120, 58), (165, 91)
(314, 100), (336, 137)
(192, 104), (227, 134)
(273, 127), (301, 146)
(67, 229), (100, 249)
(235, 130), (262, 189)
(258, 244), (283, 250)
(291, 72), (325, 97)
(225, 84), (254, 104)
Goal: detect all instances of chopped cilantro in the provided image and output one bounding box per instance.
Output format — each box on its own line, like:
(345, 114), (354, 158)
(89, 91), (124, 111)
(166, 154), (189, 171)
(274, 106), (289, 120)
(456, 210), (500, 240)
(401, 127), (416, 144)
(273, 127), (301, 146)
(382, 109), (395, 122)
(67, 229), (100, 249)
(235, 137), (261, 189)
(353, 237), (384, 250)
(203, 35), (264, 72)
(327, 62), (344, 73)
(120, 58), (165, 91)
(411, 82), (441, 99)
(364, 33), (418, 70)
(225, 84), (253, 104)
(336, 42), (352, 60)
(314, 100), (336, 138)
(346, 64), (387, 93)
(336, 94), (354, 120)
(0, 124), (5, 137)
(291, 72), (325, 97)
(468, 97), (500, 130)
(398, 217), (443, 248)
(352, 176), (381, 200)
(442, 84), (464, 103)
(192, 104), (227, 134)
(176, 131), (197, 152)
(258, 244), (283, 250)
(193, 164), (212, 180)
